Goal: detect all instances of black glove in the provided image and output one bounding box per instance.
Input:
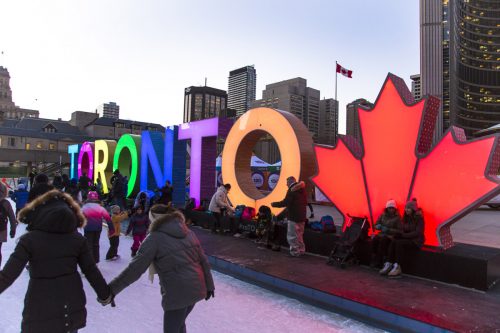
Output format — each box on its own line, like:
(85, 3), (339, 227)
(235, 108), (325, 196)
(97, 292), (116, 307)
(10, 230), (15, 239)
(205, 290), (215, 301)
(270, 202), (277, 208)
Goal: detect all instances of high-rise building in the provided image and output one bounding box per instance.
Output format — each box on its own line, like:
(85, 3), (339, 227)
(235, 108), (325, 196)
(228, 65), (256, 117)
(0, 66), (39, 120)
(410, 74), (422, 101)
(183, 86), (227, 123)
(420, 0), (500, 137)
(97, 102), (120, 119)
(252, 77), (321, 140)
(319, 98), (339, 146)
(346, 98), (374, 143)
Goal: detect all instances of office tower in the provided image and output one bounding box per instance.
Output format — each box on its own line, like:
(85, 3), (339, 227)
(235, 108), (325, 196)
(228, 65), (256, 117)
(346, 98), (374, 143)
(183, 86), (227, 123)
(97, 102), (120, 119)
(319, 98), (339, 146)
(411, 74), (422, 101)
(420, 0), (499, 137)
(253, 77), (320, 140)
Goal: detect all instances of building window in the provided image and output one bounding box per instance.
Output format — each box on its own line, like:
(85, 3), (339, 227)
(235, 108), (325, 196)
(26, 143), (30, 150)
(131, 125), (142, 131)
(8, 137), (15, 147)
(49, 143), (56, 150)
(36, 142), (43, 149)
(115, 122), (125, 128)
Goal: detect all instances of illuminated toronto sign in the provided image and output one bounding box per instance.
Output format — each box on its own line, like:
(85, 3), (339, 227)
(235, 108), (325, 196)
(68, 73), (500, 248)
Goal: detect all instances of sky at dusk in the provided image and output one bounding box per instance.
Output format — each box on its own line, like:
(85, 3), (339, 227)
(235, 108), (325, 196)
(0, 0), (419, 134)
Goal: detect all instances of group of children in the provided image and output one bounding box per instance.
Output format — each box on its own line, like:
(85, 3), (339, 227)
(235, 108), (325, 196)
(82, 190), (152, 262)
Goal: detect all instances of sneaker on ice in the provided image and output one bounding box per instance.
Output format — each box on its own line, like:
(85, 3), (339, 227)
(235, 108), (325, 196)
(379, 262), (393, 275)
(388, 264), (402, 278)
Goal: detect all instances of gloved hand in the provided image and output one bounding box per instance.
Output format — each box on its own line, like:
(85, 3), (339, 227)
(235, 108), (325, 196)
(10, 230), (16, 238)
(97, 292), (116, 307)
(205, 290), (215, 301)
(375, 224), (382, 230)
(270, 202), (277, 208)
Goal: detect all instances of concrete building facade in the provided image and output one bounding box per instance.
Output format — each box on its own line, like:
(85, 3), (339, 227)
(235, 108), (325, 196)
(410, 74), (422, 101)
(228, 65), (256, 117)
(97, 102), (120, 119)
(420, 0), (499, 137)
(183, 86), (227, 123)
(319, 98), (339, 146)
(253, 77), (321, 140)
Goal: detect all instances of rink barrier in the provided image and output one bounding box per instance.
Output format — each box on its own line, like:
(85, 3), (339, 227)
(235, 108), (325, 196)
(207, 255), (452, 333)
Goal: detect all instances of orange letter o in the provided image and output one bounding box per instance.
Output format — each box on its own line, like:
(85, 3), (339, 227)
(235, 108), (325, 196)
(221, 107), (316, 214)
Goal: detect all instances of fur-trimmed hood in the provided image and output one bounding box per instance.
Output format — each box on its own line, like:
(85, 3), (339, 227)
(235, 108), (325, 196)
(289, 181), (305, 192)
(18, 189), (86, 233)
(148, 204), (188, 239)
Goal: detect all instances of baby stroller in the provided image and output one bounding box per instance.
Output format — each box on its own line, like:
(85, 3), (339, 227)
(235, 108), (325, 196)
(327, 215), (368, 268)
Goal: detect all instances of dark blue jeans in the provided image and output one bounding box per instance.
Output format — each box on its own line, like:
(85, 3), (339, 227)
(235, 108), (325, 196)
(163, 304), (195, 333)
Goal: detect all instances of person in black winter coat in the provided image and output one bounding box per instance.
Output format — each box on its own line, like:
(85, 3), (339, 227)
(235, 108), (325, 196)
(0, 190), (112, 333)
(28, 173), (55, 203)
(379, 199), (425, 278)
(271, 176), (308, 257)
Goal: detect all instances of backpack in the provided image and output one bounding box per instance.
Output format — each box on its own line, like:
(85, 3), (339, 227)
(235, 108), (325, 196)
(320, 215), (336, 233)
(0, 200), (8, 232)
(234, 205), (246, 218)
(241, 206), (256, 221)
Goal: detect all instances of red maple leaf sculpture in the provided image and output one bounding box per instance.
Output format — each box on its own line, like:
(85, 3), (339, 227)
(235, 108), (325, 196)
(313, 73), (500, 249)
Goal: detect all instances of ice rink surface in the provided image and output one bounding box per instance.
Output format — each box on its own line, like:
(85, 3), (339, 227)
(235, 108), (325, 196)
(0, 199), (383, 333)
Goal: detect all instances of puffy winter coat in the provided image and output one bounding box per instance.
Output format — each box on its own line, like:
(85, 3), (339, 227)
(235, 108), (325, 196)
(398, 210), (425, 248)
(0, 190), (110, 333)
(126, 212), (150, 236)
(81, 201), (113, 233)
(271, 181), (308, 223)
(374, 209), (401, 236)
(208, 186), (232, 213)
(110, 205), (215, 311)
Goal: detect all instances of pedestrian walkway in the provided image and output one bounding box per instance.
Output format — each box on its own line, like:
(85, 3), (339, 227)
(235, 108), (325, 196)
(193, 227), (500, 333)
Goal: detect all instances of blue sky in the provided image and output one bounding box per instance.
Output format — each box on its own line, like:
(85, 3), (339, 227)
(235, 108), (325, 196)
(0, 0), (419, 133)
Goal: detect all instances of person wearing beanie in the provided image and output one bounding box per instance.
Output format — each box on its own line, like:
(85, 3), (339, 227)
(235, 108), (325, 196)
(11, 183), (29, 214)
(0, 182), (17, 267)
(271, 176), (308, 257)
(28, 173), (54, 203)
(106, 205), (128, 261)
(0, 190), (112, 332)
(370, 199), (401, 268)
(379, 198), (425, 278)
(81, 191), (114, 264)
(104, 205), (215, 332)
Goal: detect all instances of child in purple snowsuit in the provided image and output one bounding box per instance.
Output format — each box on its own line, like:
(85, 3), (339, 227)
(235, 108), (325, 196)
(126, 206), (150, 256)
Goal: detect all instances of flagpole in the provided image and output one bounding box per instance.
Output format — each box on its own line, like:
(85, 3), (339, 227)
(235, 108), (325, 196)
(335, 61), (338, 101)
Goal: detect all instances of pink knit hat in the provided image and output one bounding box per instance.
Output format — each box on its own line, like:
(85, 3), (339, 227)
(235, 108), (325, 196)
(87, 191), (99, 201)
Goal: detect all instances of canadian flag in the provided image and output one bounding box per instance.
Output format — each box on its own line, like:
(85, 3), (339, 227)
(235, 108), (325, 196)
(336, 63), (352, 78)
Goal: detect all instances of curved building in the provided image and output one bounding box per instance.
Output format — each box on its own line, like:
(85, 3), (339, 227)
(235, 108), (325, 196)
(450, 0), (500, 135)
